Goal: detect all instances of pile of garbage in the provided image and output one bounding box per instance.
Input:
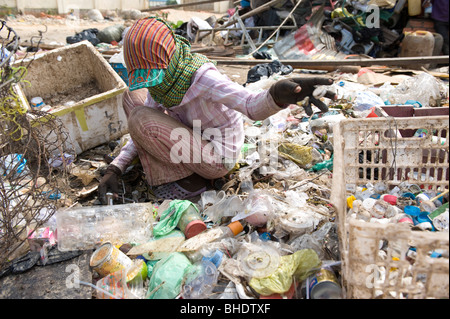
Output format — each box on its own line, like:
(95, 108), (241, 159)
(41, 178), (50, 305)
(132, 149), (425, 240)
(1, 90), (344, 298)
(6, 0), (444, 63)
(2, 41), (449, 296)
(70, 0), (448, 61)
(2, 65), (447, 298)
(1, 2), (449, 300)
(54, 192), (340, 299)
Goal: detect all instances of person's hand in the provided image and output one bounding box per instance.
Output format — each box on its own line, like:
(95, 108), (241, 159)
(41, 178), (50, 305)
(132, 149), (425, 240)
(98, 164), (122, 204)
(269, 77), (336, 116)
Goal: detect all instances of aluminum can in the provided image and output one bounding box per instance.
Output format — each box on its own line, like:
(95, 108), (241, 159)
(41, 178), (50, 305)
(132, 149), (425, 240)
(309, 268), (342, 299)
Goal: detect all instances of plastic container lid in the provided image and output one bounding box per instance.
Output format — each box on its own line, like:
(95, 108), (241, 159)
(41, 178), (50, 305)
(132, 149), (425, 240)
(404, 205), (421, 216)
(401, 192), (416, 200)
(398, 216), (414, 224)
(227, 221), (244, 236)
(346, 195), (356, 209)
(362, 198), (377, 210)
(416, 193), (430, 204)
(415, 212), (432, 225)
(184, 220), (207, 239)
(382, 195), (397, 205)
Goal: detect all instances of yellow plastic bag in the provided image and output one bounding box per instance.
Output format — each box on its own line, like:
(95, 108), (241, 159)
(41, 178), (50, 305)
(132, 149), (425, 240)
(249, 249), (321, 296)
(277, 143), (313, 167)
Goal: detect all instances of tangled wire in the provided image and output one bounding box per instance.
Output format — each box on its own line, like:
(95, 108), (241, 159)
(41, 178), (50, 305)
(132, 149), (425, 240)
(1, 20), (74, 270)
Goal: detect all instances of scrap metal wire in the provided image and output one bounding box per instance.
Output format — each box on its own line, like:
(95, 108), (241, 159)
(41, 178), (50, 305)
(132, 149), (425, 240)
(1, 20), (74, 270)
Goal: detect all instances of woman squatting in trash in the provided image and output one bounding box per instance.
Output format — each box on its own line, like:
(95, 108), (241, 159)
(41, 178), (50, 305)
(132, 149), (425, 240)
(98, 17), (336, 203)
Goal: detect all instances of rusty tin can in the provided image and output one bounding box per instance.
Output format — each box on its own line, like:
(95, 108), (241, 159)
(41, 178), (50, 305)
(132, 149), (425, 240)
(90, 242), (133, 277)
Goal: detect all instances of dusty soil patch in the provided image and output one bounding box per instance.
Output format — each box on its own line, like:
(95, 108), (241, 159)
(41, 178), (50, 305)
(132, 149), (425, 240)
(6, 9), (223, 45)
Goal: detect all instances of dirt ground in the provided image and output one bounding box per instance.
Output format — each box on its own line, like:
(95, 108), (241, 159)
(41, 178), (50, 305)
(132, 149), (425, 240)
(6, 9), (221, 44)
(4, 9), (253, 84)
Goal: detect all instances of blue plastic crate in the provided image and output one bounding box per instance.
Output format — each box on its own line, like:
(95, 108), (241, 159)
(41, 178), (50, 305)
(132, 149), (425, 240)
(110, 62), (128, 85)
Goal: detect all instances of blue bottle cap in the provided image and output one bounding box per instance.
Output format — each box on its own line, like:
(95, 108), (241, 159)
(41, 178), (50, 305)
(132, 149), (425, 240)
(401, 192), (416, 200)
(259, 232), (271, 241)
(404, 205), (421, 216)
(430, 251), (442, 258)
(202, 250), (224, 269)
(414, 212), (431, 224)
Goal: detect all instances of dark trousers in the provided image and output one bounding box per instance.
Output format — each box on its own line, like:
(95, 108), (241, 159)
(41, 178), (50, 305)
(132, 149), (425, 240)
(434, 20), (449, 55)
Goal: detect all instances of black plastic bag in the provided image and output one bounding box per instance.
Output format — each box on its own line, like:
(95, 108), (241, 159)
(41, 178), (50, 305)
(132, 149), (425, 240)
(66, 28), (100, 46)
(244, 60), (293, 86)
(252, 51), (272, 60)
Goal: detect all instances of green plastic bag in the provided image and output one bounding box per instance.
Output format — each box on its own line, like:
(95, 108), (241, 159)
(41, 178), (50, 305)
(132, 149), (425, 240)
(97, 24), (125, 43)
(152, 200), (197, 237)
(310, 155), (333, 172)
(249, 249), (321, 296)
(147, 252), (192, 299)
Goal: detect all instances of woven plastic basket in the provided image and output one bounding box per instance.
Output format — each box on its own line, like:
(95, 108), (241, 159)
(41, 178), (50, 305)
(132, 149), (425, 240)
(331, 115), (449, 299)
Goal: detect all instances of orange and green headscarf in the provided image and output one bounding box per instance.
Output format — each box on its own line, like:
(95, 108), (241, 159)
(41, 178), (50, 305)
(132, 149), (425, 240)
(123, 17), (215, 108)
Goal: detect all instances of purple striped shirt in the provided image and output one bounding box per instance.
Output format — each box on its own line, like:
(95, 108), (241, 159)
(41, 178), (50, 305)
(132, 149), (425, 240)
(111, 63), (283, 172)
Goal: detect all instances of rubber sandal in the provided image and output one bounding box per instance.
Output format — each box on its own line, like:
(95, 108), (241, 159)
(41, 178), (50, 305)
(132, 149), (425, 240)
(153, 181), (207, 200)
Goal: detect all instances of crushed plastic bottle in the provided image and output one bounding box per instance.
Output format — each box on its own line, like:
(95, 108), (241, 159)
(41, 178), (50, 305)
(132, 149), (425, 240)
(55, 202), (154, 251)
(181, 260), (219, 299)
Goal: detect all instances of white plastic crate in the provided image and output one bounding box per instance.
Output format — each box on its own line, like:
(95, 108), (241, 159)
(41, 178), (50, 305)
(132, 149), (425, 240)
(331, 116), (449, 299)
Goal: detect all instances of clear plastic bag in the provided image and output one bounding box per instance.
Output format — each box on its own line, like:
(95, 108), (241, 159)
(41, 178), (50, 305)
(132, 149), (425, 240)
(232, 190), (274, 227)
(386, 73), (441, 107)
(203, 191), (244, 223)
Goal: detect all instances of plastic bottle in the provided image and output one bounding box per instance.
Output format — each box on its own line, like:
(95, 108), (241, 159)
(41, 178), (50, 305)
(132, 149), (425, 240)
(202, 249), (225, 268)
(0, 153), (31, 180)
(177, 204), (206, 239)
(218, 220), (245, 239)
(186, 220), (245, 264)
(357, 188), (375, 201)
(55, 202), (154, 251)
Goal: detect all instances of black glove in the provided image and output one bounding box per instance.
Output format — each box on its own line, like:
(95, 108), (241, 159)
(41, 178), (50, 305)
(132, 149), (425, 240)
(98, 164), (122, 204)
(269, 77), (336, 116)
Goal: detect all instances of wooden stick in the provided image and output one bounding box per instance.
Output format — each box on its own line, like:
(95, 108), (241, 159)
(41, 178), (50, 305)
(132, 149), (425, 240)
(221, 0), (284, 28)
(142, 0), (232, 12)
(212, 55), (450, 67)
(430, 189), (449, 202)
